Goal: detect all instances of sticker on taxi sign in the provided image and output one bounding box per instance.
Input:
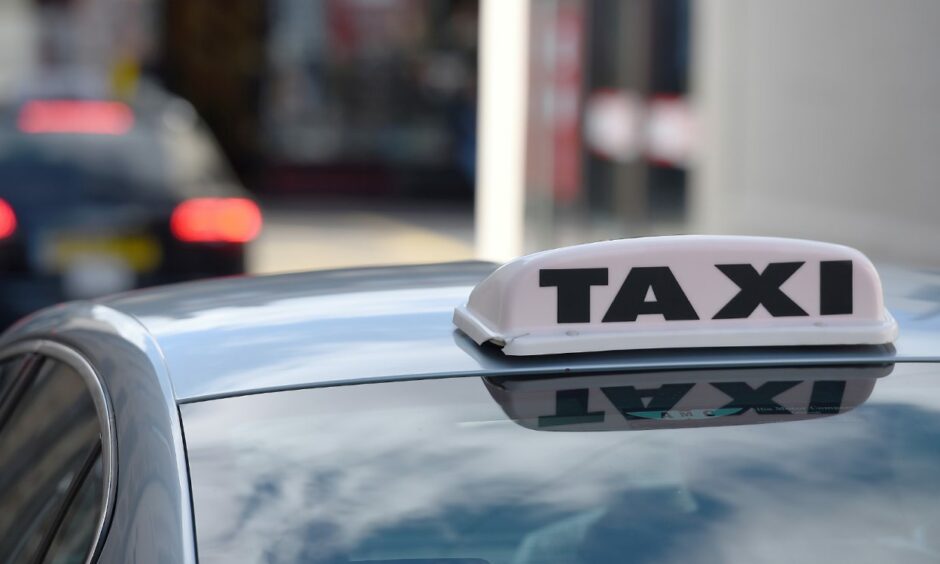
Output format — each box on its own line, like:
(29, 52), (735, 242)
(454, 236), (898, 355)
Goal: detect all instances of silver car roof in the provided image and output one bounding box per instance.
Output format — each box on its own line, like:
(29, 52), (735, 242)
(6, 261), (940, 403)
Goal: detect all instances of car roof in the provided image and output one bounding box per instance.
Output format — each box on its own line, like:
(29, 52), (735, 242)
(50, 260), (931, 403)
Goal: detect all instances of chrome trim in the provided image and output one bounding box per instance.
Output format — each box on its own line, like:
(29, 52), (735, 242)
(0, 339), (117, 564)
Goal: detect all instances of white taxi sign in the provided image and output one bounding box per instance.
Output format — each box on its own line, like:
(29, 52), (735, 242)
(454, 236), (898, 356)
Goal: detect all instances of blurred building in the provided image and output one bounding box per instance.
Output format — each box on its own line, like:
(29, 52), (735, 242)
(479, 0), (940, 267)
(478, 0), (694, 258)
(263, 0), (477, 197)
(2, 1), (478, 199)
(162, 0), (266, 184)
(693, 0), (940, 266)
(0, 0), (36, 99)
(163, 0), (478, 197)
(527, 0), (691, 250)
(5, 0), (160, 96)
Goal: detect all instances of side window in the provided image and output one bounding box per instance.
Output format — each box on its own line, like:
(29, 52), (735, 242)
(43, 456), (103, 564)
(0, 354), (107, 564)
(0, 355), (28, 410)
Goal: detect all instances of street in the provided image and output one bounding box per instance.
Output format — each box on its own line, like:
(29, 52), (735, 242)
(248, 199), (476, 274)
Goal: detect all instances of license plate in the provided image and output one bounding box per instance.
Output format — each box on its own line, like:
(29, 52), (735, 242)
(42, 234), (162, 274)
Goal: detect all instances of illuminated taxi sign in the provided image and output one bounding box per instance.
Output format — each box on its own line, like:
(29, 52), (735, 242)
(484, 365), (892, 432)
(454, 236), (898, 356)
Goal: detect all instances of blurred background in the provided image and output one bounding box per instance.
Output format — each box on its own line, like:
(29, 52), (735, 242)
(0, 0), (938, 325)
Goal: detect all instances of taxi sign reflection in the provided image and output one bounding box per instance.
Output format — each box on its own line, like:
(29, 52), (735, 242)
(484, 364), (893, 432)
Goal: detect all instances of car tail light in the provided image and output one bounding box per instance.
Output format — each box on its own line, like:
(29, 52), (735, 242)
(170, 198), (262, 243)
(17, 100), (134, 135)
(0, 199), (15, 240)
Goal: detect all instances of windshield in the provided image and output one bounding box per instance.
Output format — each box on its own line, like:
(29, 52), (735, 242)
(0, 125), (170, 205)
(182, 363), (940, 564)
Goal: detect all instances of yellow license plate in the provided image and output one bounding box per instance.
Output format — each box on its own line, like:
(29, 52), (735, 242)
(48, 235), (162, 273)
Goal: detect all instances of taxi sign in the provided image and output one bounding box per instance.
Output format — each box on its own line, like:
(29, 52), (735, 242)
(454, 236), (898, 355)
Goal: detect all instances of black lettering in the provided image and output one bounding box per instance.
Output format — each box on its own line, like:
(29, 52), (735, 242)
(713, 263), (808, 319)
(540, 268), (609, 323)
(711, 381), (800, 415)
(820, 261), (853, 315)
(602, 267), (699, 322)
(539, 389), (605, 427)
(807, 380), (846, 414)
(601, 383), (695, 420)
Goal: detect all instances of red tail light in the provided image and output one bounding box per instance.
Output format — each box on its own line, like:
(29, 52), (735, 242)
(0, 199), (15, 240)
(18, 100), (134, 135)
(170, 198), (262, 243)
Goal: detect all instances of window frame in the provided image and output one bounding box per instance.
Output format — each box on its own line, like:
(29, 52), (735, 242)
(0, 340), (117, 564)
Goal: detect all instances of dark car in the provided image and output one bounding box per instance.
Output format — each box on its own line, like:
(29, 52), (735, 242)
(0, 88), (261, 326)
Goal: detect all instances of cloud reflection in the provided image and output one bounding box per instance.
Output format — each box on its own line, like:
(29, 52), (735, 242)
(182, 365), (940, 564)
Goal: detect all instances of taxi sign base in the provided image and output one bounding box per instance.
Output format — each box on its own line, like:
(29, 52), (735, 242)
(454, 305), (897, 356)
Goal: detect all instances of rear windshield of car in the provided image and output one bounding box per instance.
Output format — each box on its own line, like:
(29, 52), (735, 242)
(182, 363), (940, 564)
(0, 112), (236, 204)
(0, 129), (169, 203)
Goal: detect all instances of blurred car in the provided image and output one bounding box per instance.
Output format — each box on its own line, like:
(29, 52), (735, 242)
(0, 237), (938, 563)
(0, 85), (261, 326)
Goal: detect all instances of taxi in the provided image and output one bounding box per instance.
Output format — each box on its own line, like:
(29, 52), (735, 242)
(0, 235), (938, 564)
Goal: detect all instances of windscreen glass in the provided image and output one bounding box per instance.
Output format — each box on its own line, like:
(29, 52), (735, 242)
(0, 126), (168, 206)
(182, 363), (940, 564)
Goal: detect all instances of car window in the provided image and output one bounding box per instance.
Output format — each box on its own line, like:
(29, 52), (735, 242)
(183, 363), (940, 564)
(0, 126), (170, 207)
(0, 355), (27, 405)
(0, 356), (105, 564)
(43, 455), (104, 564)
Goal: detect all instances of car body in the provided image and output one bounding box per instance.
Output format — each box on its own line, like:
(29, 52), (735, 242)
(0, 258), (939, 563)
(0, 84), (261, 327)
